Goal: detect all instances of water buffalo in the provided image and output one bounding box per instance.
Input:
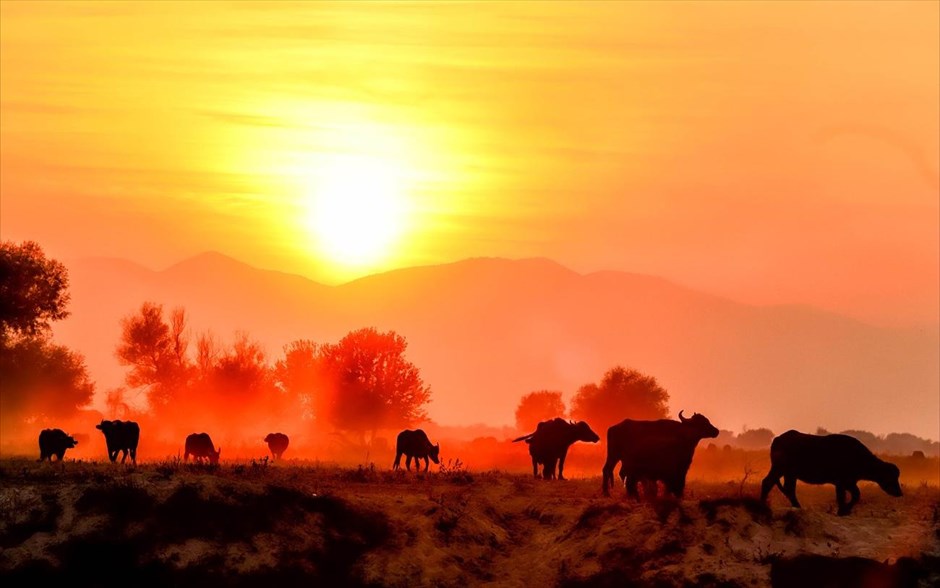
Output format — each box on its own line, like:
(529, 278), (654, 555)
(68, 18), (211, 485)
(602, 411), (719, 498)
(760, 429), (902, 516)
(184, 432), (221, 464)
(770, 554), (923, 588)
(264, 432), (289, 460)
(96, 419), (140, 464)
(38, 428), (78, 462)
(393, 429), (439, 472)
(513, 418), (600, 480)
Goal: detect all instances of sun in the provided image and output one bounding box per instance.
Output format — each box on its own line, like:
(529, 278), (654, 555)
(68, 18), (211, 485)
(306, 153), (409, 268)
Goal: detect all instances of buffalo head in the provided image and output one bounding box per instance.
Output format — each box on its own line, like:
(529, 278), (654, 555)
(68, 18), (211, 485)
(571, 420), (600, 443)
(209, 447), (222, 465)
(875, 461), (903, 497)
(429, 443), (441, 464)
(678, 410), (720, 439)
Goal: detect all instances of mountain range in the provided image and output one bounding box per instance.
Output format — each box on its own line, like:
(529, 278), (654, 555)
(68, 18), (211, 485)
(52, 252), (940, 439)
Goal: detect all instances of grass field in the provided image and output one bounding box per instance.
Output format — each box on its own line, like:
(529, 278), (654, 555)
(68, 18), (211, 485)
(1, 457), (937, 587)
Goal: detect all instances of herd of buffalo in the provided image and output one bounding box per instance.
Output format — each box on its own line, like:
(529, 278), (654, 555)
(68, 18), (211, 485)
(35, 410), (904, 516)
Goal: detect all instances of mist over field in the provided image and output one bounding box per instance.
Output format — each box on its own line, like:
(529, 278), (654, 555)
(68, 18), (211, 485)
(45, 252), (940, 440)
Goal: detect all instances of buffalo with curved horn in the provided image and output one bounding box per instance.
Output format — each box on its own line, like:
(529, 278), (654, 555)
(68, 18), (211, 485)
(602, 410), (719, 498)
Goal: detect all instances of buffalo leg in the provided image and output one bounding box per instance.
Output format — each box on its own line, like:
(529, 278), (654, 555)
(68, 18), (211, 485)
(120, 449), (128, 464)
(423, 456), (430, 472)
(544, 458), (557, 480)
(847, 483), (860, 508)
(531, 456), (539, 478)
(835, 483), (850, 516)
(601, 458), (617, 496)
(670, 476), (686, 498)
(760, 469), (780, 503)
(393, 451), (403, 470)
(558, 448), (570, 481)
(130, 447), (137, 464)
(782, 476), (801, 508)
(837, 483), (860, 516)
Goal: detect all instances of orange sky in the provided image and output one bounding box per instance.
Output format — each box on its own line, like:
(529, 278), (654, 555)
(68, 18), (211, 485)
(1, 1), (938, 327)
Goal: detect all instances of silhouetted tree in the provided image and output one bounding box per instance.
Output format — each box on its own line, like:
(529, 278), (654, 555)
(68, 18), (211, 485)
(514, 390), (566, 432)
(883, 432), (934, 456)
(736, 427), (775, 449)
(199, 332), (279, 406)
(115, 302), (191, 409)
(0, 241), (94, 434)
(104, 387), (132, 419)
(316, 328), (431, 443)
(274, 339), (322, 420)
(569, 366), (669, 434)
(0, 336), (95, 431)
(840, 429), (882, 452)
(195, 330), (220, 375)
(147, 325), (292, 434)
(0, 240), (70, 339)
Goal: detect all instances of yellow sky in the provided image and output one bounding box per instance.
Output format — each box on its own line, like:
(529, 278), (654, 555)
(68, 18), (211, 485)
(1, 1), (938, 326)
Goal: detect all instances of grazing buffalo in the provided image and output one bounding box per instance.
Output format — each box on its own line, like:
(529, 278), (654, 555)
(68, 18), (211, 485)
(264, 432), (289, 460)
(770, 554), (923, 588)
(184, 432), (221, 464)
(96, 419), (140, 464)
(38, 428), (78, 462)
(602, 411), (719, 498)
(760, 429), (902, 516)
(513, 418), (600, 480)
(393, 429), (440, 472)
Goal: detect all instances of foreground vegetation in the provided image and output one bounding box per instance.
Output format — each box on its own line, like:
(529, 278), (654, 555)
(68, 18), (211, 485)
(1, 459), (937, 587)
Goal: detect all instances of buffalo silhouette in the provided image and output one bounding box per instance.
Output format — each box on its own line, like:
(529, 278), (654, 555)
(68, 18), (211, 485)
(393, 429), (439, 472)
(96, 419), (140, 464)
(760, 429), (902, 516)
(602, 411), (719, 499)
(513, 418), (599, 480)
(264, 432), (289, 460)
(184, 432), (221, 465)
(38, 428), (78, 462)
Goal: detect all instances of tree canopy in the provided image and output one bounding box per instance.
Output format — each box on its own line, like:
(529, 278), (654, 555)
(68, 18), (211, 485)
(0, 336), (95, 430)
(736, 427), (775, 449)
(569, 366), (669, 434)
(0, 240), (71, 339)
(115, 302), (191, 409)
(0, 240), (93, 433)
(514, 390), (566, 432)
(277, 328), (431, 441)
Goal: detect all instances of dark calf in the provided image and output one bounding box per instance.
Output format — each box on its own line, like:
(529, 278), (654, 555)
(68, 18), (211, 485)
(38, 428), (78, 462)
(393, 429), (440, 472)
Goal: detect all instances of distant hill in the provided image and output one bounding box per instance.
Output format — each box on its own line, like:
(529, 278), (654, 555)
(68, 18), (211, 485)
(53, 253), (940, 439)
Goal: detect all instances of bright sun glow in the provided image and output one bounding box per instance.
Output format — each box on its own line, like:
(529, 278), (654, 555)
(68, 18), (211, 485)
(306, 153), (409, 267)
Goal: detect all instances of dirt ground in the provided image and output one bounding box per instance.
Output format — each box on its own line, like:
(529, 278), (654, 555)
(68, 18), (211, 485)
(0, 458), (937, 587)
